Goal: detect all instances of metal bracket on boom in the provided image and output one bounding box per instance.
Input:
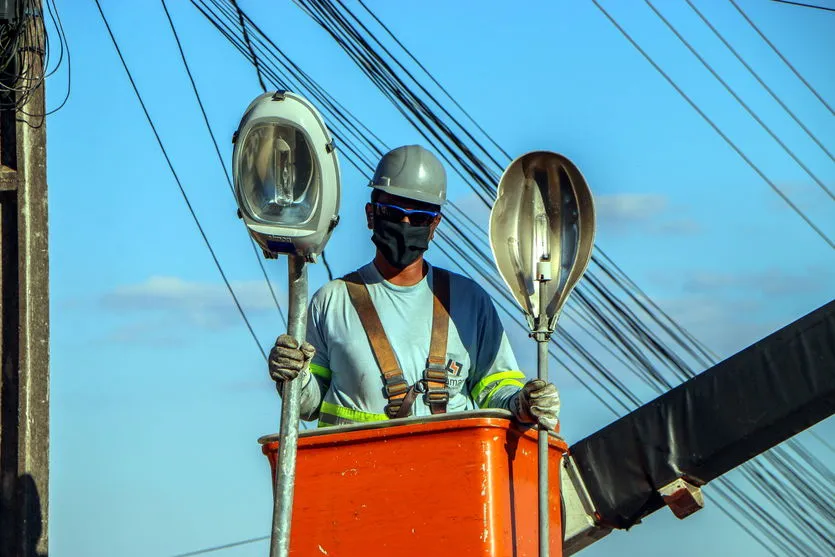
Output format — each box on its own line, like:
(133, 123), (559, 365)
(659, 478), (704, 520)
(562, 455), (612, 556)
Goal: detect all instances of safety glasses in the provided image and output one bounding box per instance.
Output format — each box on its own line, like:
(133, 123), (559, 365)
(372, 202), (440, 226)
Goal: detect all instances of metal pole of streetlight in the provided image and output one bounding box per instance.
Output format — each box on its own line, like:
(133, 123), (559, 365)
(269, 255), (308, 557)
(535, 271), (552, 557)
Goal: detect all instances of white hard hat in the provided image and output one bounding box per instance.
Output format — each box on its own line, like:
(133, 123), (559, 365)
(369, 145), (447, 206)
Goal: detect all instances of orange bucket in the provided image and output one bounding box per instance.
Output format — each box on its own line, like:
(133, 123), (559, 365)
(260, 410), (567, 556)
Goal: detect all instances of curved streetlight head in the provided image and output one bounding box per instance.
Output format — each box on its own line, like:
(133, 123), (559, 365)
(489, 151), (595, 331)
(232, 91), (341, 260)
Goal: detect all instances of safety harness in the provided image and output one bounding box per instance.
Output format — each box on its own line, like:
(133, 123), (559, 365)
(342, 268), (451, 419)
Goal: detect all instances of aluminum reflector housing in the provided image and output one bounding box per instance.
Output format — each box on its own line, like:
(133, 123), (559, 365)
(489, 151), (595, 330)
(233, 91), (340, 260)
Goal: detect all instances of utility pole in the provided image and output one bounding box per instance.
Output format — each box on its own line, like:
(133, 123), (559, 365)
(0, 0), (49, 555)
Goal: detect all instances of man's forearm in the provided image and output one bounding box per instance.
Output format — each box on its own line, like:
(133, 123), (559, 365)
(278, 371), (326, 421)
(480, 384), (521, 411)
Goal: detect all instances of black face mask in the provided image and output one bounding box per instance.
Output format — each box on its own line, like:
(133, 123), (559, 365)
(372, 219), (432, 269)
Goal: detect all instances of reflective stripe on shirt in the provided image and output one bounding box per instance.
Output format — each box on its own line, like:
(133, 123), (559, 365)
(470, 370), (525, 405)
(318, 401), (389, 428)
(309, 363), (332, 381)
(483, 378), (525, 407)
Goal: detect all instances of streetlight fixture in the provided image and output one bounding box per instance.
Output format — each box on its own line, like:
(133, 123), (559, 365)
(489, 151), (595, 557)
(233, 90), (340, 260)
(232, 90), (341, 557)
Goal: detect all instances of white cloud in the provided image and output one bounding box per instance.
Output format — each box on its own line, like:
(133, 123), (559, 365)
(100, 276), (283, 331)
(764, 182), (835, 210)
(654, 218), (702, 235)
(595, 193), (668, 222)
(594, 194), (702, 236)
(654, 295), (782, 358)
(102, 319), (188, 347)
(645, 266), (834, 357)
(681, 267), (834, 297)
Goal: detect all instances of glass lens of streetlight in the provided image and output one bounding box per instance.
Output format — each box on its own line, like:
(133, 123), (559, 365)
(238, 123), (317, 225)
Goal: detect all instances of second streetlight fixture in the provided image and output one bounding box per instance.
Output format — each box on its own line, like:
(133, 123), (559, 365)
(489, 150), (596, 557)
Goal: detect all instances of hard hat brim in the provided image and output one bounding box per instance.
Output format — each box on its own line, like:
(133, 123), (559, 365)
(370, 184), (445, 207)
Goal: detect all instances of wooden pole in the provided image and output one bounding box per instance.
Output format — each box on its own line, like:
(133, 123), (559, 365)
(0, 3), (50, 555)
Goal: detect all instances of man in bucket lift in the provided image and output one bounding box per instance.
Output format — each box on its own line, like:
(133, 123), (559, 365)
(268, 145), (560, 430)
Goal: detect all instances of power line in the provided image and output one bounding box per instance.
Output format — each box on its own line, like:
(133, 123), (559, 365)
(160, 0), (287, 328)
(1, 0), (71, 120)
(644, 0), (834, 202)
(161, 0), (313, 435)
(590, 0), (834, 250)
(731, 0), (835, 116)
(230, 0), (266, 91)
(220, 0), (655, 408)
(308, 0), (835, 460)
(811, 430), (835, 454)
(93, 0), (268, 359)
(685, 0), (835, 164)
(173, 3), (834, 555)
(170, 535), (268, 557)
(276, 0), (831, 458)
(291, 0), (506, 198)
(355, 0), (511, 161)
(320, 250), (335, 280)
(42, 0), (71, 115)
(285, 1), (835, 552)
(192, 0), (388, 172)
(336, 0), (508, 172)
(771, 0), (835, 13)
(221, 0), (335, 281)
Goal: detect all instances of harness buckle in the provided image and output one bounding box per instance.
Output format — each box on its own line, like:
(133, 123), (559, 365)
(424, 368), (448, 383)
(422, 363), (449, 413)
(424, 391), (450, 404)
(384, 400), (403, 419)
(382, 373), (409, 398)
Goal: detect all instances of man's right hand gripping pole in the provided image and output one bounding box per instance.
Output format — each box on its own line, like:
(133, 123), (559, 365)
(269, 334), (316, 393)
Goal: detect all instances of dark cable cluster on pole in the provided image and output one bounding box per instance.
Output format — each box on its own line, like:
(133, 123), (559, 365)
(0, 0), (70, 121)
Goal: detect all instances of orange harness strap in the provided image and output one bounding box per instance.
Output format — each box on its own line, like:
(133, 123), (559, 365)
(424, 268), (451, 414)
(342, 269), (451, 418)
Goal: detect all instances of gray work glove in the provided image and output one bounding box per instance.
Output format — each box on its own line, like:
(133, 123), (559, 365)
(268, 334), (315, 387)
(510, 379), (560, 431)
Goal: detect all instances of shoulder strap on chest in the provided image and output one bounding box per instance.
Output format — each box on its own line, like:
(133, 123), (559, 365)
(424, 268), (451, 414)
(342, 271), (408, 418)
(341, 268), (452, 418)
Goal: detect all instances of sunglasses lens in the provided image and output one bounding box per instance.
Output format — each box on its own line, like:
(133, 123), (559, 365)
(408, 212), (435, 226)
(374, 203), (437, 225)
(375, 204), (405, 222)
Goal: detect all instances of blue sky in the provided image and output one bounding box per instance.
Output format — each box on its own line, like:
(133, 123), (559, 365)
(46, 1), (833, 556)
